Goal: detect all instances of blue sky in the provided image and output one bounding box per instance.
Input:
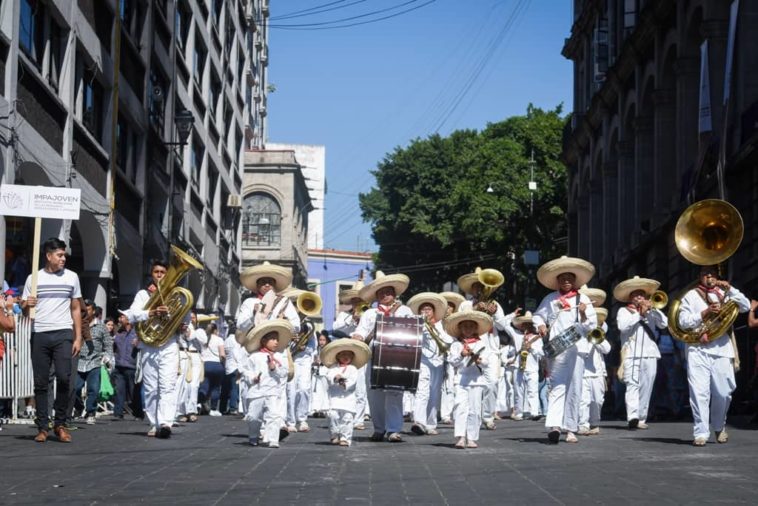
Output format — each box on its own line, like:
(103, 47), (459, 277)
(267, 0), (573, 252)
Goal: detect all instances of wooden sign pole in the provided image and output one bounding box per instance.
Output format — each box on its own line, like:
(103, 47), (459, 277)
(29, 217), (41, 320)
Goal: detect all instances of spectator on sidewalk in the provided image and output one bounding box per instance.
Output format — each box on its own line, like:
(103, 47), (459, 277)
(112, 314), (139, 420)
(221, 326), (242, 415)
(73, 300), (114, 424)
(199, 323), (226, 416)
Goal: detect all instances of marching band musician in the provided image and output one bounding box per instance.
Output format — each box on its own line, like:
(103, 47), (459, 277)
(533, 256), (597, 444)
(351, 271), (414, 443)
(407, 292), (453, 436)
(457, 268), (509, 430)
(446, 310), (496, 449)
(124, 259), (187, 438)
(175, 311), (207, 423)
(333, 279), (370, 430)
(677, 265), (750, 446)
(439, 292), (465, 424)
(578, 307), (610, 436)
(614, 276), (668, 431)
(239, 320), (292, 448)
(497, 331), (516, 419)
(503, 311), (544, 421)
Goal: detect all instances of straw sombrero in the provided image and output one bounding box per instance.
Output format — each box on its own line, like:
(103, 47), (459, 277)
(443, 310), (493, 339)
(241, 319), (293, 354)
(240, 261), (293, 292)
(456, 269), (480, 295)
(358, 271), (409, 303)
(595, 307), (608, 327)
(512, 311), (534, 329)
(280, 287), (305, 301)
(339, 279), (365, 304)
(320, 339), (371, 369)
(613, 276), (660, 303)
(536, 256), (595, 291)
(440, 291), (465, 312)
(579, 284), (607, 307)
(407, 292), (447, 321)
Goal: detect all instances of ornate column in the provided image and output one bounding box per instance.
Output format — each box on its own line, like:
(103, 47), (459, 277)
(653, 88), (676, 220)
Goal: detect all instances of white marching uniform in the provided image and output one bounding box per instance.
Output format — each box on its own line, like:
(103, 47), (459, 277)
(176, 325), (207, 417)
(333, 310), (370, 425)
(125, 289), (190, 431)
(504, 323), (545, 418)
(354, 304), (414, 435)
(677, 285), (750, 440)
(413, 320), (453, 431)
(533, 291), (597, 433)
(439, 360), (457, 422)
(459, 300), (509, 424)
(327, 363), (359, 445)
(287, 330), (317, 426)
(617, 306), (667, 424)
(579, 322), (610, 430)
(240, 350), (289, 445)
(496, 344), (516, 416)
(311, 350), (330, 415)
(449, 339), (496, 442)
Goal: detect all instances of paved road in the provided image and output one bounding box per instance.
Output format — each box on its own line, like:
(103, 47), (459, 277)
(1, 414), (757, 505)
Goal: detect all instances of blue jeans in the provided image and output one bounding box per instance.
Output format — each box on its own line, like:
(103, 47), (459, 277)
(112, 366), (137, 417)
(199, 362), (225, 411)
(75, 367), (101, 416)
(220, 372), (239, 413)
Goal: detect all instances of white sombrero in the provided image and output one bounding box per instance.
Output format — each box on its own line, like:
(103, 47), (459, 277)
(339, 279), (365, 304)
(440, 291), (465, 312)
(407, 292), (447, 321)
(358, 271), (409, 303)
(512, 311), (534, 329)
(456, 269), (480, 295)
(443, 310), (493, 339)
(536, 256), (595, 291)
(579, 284), (607, 307)
(613, 276), (660, 303)
(280, 287), (305, 301)
(240, 261), (293, 292)
(241, 319), (293, 354)
(320, 339), (371, 369)
(596, 307), (608, 327)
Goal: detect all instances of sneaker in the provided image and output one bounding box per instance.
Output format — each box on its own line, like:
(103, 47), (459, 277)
(577, 427), (590, 436)
(531, 414), (543, 422)
(24, 407), (36, 419)
(455, 437), (466, 449)
(410, 424), (426, 436)
(716, 430), (728, 443)
(64, 422), (78, 431)
(637, 421), (649, 430)
(466, 440), (478, 448)
(268, 442), (280, 448)
(587, 427), (600, 435)
(693, 437), (707, 447)
(565, 432), (578, 443)
(286, 424), (298, 433)
(157, 425), (172, 439)
(628, 418), (639, 430)
(209, 410), (222, 417)
(86, 415), (96, 425)
(249, 438), (259, 446)
(297, 421), (310, 432)
(387, 432), (403, 443)
(511, 413), (524, 421)
(547, 429), (560, 444)
(147, 428), (157, 437)
(484, 421), (496, 430)
(353, 423), (366, 430)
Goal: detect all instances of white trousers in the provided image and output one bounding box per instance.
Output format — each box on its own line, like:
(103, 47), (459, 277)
(403, 391), (415, 414)
(175, 353), (191, 416)
(141, 343), (179, 429)
(440, 363), (456, 421)
(245, 396), (282, 444)
(496, 368), (515, 414)
(367, 388), (404, 434)
(311, 373), (329, 413)
(413, 361), (443, 430)
(353, 364), (370, 424)
(454, 384), (485, 441)
(329, 409), (355, 443)
(579, 375), (605, 428)
(545, 346), (584, 432)
(624, 356), (657, 422)
(187, 353), (202, 414)
(514, 369), (541, 416)
(482, 379), (497, 423)
(687, 348), (736, 439)
(286, 359), (312, 425)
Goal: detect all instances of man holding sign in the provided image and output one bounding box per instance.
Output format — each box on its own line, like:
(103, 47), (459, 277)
(21, 238), (83, 443)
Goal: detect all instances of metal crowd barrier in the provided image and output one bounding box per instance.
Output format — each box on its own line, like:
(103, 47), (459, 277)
(0, 316), (34, 424)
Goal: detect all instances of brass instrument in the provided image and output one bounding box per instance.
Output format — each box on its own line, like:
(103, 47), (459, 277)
(518, 334), (540, 371)
(137, 245), (203, 347)
(667, 199), (744, 344)
(650, 291), (668, 310)
(587, 327), (606, 345)
(355, 302), (370, 318)
(293, 291), (322, 353)
(477, 268), (504, 303)
(424, 317), (450, 355)
(196, 314), (219, 325)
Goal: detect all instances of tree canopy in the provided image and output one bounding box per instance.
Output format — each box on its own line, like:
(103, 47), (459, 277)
(359, 104), (568, 308)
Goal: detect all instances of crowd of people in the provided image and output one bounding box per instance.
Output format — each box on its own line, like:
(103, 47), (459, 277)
(1, 237), (758, 450)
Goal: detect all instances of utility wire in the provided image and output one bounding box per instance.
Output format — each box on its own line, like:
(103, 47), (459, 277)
(272, 0), (369, 21)
(270, 0), (436, 30)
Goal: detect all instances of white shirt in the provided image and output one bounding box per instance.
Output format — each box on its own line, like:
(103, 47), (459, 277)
(503, 325), (544, 373)
(353, 304), (415, 341)
(181, 325), (208, 351)
(333, 310), (359, 336)
(583, 339), (611, 377)
(124, 288), (188, 349)
(449, 340), (496, 387)
(22, 268), (81, 333)
(240, 350), (288, 399)
(617, 306), (668, 359)
(533, 291), (597, 355)
(224, 335), (241, 374)
(235, 293), (301, 334)
(327, 363), (358, 412)
(677, 285), (750, 358)
(419, 319), (453, 368)
(201, 334), (225, 363)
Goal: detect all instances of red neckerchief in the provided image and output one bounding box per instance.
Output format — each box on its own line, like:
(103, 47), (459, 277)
(259, 348), (281, 366)
(698, 284), (724, 301)
(147, 284), (157, 294)
(558, 289), (578, 309)
(461, 336), (479, 352)
(626, 304), (637, 312)
(377, 303), (394, 316)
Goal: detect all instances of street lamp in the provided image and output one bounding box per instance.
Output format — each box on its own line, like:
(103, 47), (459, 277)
(164, 109), (195, 147)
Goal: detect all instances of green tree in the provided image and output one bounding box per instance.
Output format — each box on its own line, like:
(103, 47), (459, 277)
(359, 105), (567, 308)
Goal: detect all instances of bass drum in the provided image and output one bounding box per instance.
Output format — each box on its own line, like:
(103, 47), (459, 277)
(370, 315), (423, 392)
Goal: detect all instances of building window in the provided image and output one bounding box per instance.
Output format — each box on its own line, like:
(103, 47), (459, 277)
(191, 136), (204, 184)
(19, 0), (44, 68)
(242, 192), (281, 247)
(193, 34), (207, 85)
(117, 115), (140, 184)
(149, 68), (167, 133)
(79, 57), (105, 142)
(175, 0), (191, 51)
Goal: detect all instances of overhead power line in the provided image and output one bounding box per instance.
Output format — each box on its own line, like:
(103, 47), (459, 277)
(272, 0), (369, 21)
(270, 0), (437, 30)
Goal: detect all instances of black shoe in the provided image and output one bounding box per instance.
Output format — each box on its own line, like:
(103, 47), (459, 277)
(157, 425), (172, 439)
(279, 428), (290, 442)
(628, 418), (639, 430)
(369, 432), (385, 442)
(547, 430), (560, 444)
(531, 414), (543, 422)
(410, 424), (426, 436)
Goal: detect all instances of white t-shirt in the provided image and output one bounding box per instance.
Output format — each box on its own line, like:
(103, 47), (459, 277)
(201, 334), (225, 363)
(22, 268), (82, 333)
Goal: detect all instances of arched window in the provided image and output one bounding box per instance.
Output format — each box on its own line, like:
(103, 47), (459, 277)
(242, 192), (281, 247)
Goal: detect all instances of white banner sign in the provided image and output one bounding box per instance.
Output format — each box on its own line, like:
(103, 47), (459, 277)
(0, 184), (81, 220)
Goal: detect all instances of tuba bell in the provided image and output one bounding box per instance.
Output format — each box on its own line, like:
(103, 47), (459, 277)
(296, 291), (322, 317)
(477, 268), (504, 303)
(667, 199), (744, 345)
(137, 245), (204, 347)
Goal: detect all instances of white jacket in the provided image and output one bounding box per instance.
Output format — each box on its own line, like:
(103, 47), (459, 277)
(420, 320), (453, 368)
(617, 306), (667, 359)
(235, 293), (301, 334)
(327, 364), (358, 412)
(449, 340), (496, 387)
(353, 304), (415, 341)
(533, 291), (597, 355)
(239, 350), (288, 399)
(503, 325), (544, 373)
(333, 310), (359, 336)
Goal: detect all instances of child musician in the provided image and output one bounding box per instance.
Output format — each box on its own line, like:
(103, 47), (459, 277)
(321, 339), (371, 447)
(239, 320), (292, 448)
(504, 311), (545, 420)
(310, 331), (330, 418)
(446, 311), (496, 449)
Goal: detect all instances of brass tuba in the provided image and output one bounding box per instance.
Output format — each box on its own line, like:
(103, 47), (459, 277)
(137, 245), (204, 347)
(667, 199), (744, 345)
(477, 267), (504, 303)
(293, 291), (322, 352)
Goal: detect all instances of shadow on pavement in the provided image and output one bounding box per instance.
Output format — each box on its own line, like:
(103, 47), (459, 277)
(625, 437), (692, 445)
(502, 437), (553, 445)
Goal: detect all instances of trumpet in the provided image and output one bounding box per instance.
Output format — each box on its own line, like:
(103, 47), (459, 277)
(587, 327), (605, 345)
(650, 290), (668, 310)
